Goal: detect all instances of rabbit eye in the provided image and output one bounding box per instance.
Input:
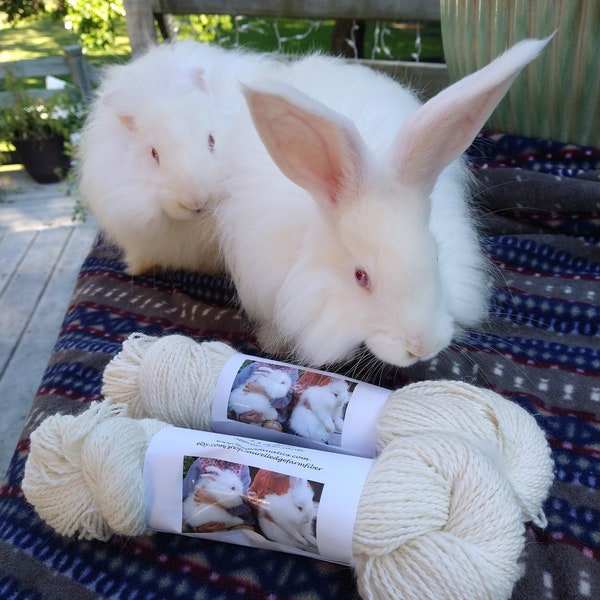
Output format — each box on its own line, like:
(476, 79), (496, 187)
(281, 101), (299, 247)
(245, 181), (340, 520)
(151, 147), (160, 164)
(208, 134), (215, 152)
(354, 268), (370, 290)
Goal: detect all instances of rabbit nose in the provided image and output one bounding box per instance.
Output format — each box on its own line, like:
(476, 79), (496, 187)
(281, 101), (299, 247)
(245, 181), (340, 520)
(191, 197), (206, 212)
(180, 197), (207, 213)
(405, 337), (426, 359)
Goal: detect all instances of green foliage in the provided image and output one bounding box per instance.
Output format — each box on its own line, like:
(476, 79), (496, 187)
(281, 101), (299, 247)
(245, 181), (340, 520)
(187, 14), (234, 43)
(0, 0), (126, 52)
(0, 0), (48, 23)
(0, 72), (86, 143)
(60, 0), (126, 50)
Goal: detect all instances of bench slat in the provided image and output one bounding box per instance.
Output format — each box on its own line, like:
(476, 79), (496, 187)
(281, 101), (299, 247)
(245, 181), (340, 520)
(152, 0), (441, 21)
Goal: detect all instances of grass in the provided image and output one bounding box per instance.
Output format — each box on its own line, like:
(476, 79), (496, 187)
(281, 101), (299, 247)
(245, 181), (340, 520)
(0, 13), (131, 65)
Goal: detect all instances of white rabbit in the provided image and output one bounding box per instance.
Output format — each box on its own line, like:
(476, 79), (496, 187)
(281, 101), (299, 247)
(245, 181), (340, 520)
(228, 366), (292, 422)
(256, 476), (317, 549)
(77, 39), (276, 275)
(215, 37), (552, 368)
(182, 466), (245, 529)
(289, 379), (350, 443)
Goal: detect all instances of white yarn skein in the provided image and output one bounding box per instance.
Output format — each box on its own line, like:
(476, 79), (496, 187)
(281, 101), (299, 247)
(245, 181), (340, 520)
(22, 402), (167, 541)
(22, 400), (526, 600)
(353, 435), (525, 600)
(102, 333), (553, 525)
(102, 332), (235, 429)
(378, 380), (554, 526)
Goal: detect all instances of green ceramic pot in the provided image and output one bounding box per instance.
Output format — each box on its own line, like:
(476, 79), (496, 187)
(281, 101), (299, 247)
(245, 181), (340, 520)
(440, 0), (600, 147)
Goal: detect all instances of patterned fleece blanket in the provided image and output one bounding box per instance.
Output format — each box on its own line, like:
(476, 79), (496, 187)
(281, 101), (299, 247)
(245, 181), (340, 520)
(1, 132), (599, 600)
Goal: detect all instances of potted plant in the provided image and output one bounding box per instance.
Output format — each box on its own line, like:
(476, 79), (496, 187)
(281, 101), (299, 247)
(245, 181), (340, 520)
(0, 73), (86, 183)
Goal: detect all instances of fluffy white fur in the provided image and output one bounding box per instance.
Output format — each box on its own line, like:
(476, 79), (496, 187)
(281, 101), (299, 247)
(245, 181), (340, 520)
(228, 366), (292, 422)
(78, 39), (276, 275)
(215, 38), (551, 367)
(289, 379), (350, 443)
(256, 476), (317, 549)
(182, 466), (244, 529)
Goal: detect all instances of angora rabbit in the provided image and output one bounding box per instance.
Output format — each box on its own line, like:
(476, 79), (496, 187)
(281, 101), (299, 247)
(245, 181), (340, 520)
(215, 37), (551, 367)
(255, 476), (317, 549)
(228, 366), (292, 422)
(78, 39), (275, 275)
(289, 379), (350, 443)
(182, 466), (245, 529)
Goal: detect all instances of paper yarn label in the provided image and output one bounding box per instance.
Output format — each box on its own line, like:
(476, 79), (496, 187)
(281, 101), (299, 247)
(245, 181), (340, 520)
(143, 426), (373, 565)
(212, 353), (391, 457)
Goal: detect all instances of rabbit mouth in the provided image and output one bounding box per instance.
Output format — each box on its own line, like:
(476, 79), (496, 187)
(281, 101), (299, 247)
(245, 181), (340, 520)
(366, 332), (450, 367)
(163, 199), (209, 220)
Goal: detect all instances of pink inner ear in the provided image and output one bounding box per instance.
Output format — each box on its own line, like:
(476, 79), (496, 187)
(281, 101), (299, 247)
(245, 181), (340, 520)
(275, 110), (347, 205)
(393, 37), (552, 192)
(118, 114), (136, 132)
(244, 86), (364, 210)
(193, 68), (208, 93)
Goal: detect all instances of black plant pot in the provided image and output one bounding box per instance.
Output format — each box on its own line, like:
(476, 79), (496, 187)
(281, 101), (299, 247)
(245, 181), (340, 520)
(12, 136), (71, 184)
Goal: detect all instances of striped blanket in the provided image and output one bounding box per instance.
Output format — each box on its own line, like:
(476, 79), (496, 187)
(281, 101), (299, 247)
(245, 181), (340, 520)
(1, 132), (598, 600)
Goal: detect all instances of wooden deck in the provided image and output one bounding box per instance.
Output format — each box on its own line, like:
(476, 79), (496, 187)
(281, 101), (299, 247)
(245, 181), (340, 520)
(0, 166), (97, 476)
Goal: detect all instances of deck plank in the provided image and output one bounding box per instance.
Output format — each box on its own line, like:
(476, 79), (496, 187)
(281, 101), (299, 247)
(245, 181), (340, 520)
(0, 227), (72, 373)
(0, 166), (98, 476)
(0, 229), (36, 296)
(0, 225), (96, 467)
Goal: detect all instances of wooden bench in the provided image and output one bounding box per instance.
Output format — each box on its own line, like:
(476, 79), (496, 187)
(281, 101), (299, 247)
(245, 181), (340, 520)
(123, 0), (449, 98)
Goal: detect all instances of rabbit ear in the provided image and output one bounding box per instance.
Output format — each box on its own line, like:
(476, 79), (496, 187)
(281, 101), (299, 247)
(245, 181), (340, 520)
(243, 83), (367, 213)
(192, 68), (208, 93)
(100, 91), (137, 132)
(117, 114), (136, 132)
(289, 476), (307, 489)
(393, 36), (552, 192)
(203, 466), (222, 477)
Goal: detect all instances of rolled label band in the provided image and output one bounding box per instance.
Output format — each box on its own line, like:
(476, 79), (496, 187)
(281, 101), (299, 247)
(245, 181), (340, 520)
(212, 353), (391, 458)
(143, 426), (373, 564)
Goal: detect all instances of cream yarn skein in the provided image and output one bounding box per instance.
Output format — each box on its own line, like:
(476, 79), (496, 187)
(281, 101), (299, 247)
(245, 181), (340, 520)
(102, 332), (235, 429)
(102, 332), (553, 525)
(22, 402), (167, 540)
(377, 379), (554, 526)
(23, 400), (526, 600)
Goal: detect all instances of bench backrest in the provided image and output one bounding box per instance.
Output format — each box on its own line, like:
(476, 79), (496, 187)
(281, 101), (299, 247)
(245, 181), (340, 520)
(123, 0), (448, 98)
(151, 0), (441, 20)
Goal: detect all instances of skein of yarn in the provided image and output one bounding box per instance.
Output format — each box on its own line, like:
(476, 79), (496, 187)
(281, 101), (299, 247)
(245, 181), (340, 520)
(22, 400), (526, 600)
(22, 402), (167, 540)
(102, 332), (234, 430)
(376, 379), (553, 526)
(101, 333), (553, 525)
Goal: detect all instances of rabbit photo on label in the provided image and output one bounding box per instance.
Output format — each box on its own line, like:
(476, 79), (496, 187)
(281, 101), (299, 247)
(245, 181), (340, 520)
(248, 470), (319, 550)
(228, 362), (296, 426)
(215, 37), (552, 368)
(182, 463), (249, 532)
(78, 39), (277, 276)
(289, 378), (351, 444)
